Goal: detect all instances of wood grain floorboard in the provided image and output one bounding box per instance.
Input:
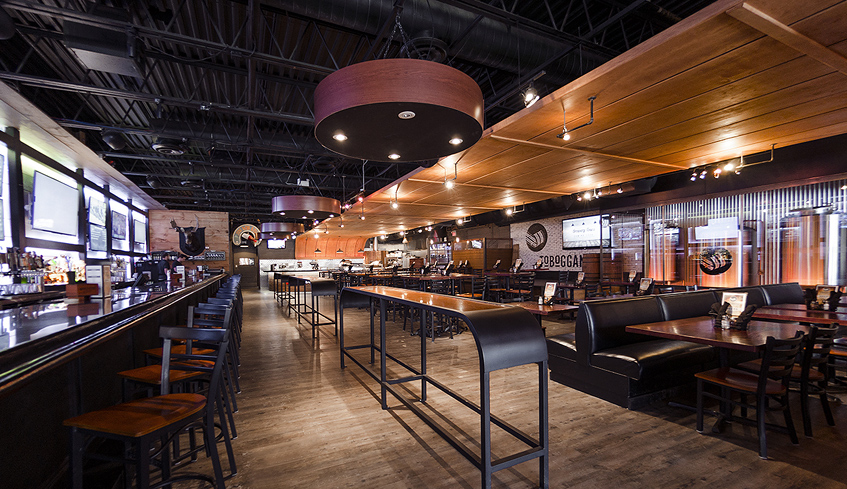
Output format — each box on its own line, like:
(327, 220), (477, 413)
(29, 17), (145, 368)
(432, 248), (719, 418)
(184, 290), (847, 488)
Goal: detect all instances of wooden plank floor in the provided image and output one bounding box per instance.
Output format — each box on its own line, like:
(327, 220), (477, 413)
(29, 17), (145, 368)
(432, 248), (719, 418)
(192, 289), (847, 488)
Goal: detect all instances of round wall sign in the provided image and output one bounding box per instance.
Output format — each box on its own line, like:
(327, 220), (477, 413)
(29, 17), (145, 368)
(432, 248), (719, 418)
(526, 223), (548, 252)
(699, 247), (732, 275)
(232, 224), (262, 247)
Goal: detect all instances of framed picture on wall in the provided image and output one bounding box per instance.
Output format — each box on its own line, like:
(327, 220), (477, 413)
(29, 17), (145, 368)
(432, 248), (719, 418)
(111, 210), (127, 239)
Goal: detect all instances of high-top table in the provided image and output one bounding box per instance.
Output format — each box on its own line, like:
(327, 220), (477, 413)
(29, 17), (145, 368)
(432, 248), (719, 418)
(277, 274), (338, 337)
(339, 286), (549, 489)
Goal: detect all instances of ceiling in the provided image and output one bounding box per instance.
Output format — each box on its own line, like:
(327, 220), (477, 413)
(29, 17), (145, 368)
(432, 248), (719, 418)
(0, 0), (719, 227)
(329, 0), (847, 237)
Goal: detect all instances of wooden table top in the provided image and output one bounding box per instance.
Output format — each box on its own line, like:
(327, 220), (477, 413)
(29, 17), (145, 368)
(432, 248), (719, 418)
(753, 305), (847, 326)
(625, 316), (809, 353)
(346, 286), (512, 314)
(510, 302), (579, 315)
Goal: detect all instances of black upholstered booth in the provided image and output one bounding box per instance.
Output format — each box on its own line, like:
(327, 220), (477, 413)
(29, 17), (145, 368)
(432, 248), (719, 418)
(547, 283), (804, 409)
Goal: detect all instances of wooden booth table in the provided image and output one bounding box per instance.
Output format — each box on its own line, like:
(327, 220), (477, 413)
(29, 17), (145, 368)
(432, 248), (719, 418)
(752, 304), (847, 326)
(511, 302), (579, 331)
(339, 286), (549, 489)
(626, 316), (809, 429)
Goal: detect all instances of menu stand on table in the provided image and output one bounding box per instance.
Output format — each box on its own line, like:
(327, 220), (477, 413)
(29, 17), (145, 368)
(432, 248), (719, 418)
(340, 286), (549, 489)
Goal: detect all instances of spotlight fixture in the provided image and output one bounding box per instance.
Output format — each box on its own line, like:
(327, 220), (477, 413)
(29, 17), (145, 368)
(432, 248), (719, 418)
(576, 194), (582, 201)
(724, 162), (735, 172)
(583, 191), (592, 201)
(713, 167), (722, 178)
(505, 208), (513, 216)
(690, 171), (698, 181)
(616, 186), (623, 194)
(521, 84), (539, 108)
(699, 170), (707, 179)
(336, 248), (344, 254)
(391, 201), (398, 209)
(556, 96), (596, 141)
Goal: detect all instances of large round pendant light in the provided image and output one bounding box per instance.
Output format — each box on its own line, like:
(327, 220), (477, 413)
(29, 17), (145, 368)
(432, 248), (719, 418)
(271, 195), (341, 221)
(261, 221), (305, 240)
(314, 58), (483, 162)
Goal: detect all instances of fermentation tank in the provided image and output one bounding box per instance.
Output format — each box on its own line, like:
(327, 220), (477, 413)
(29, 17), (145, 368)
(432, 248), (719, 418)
(779, 207), (846, 286)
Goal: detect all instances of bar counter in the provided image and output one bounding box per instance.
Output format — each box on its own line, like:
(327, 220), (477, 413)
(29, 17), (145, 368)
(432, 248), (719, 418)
(0, 274), (228, 489)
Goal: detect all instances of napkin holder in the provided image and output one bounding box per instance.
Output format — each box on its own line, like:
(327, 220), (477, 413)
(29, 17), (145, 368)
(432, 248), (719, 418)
(709, 302), (756, 330)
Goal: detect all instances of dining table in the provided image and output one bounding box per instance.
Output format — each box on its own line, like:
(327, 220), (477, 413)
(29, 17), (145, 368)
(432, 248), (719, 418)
(752, 304), (847, 326)
(625, 315), (810, 429)
(510, 302), (579, 330)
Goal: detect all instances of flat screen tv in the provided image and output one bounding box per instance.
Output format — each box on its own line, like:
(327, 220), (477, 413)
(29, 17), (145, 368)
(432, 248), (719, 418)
(267, 239), (286, 249)
(89, 224), (107, 251)
(31, 171), (79, 236)
(562, 215), (610, 249)
(88, 197), (107, 226)
(112, 210), (127, 239)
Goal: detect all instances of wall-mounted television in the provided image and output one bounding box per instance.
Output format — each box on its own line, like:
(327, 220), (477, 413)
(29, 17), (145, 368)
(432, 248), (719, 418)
(88, 197), (106, 226)
(31, 171), (79, 236)
(267, 239), (286, 249)
(111, 210), (127, 239)
(562, 215), (610, 249)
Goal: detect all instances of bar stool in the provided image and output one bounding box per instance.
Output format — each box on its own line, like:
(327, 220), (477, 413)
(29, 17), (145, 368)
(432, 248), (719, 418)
(64, 327), (233, 489)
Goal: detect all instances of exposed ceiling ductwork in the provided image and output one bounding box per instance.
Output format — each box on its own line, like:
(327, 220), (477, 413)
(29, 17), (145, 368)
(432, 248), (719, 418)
(273, 0), (612, 83)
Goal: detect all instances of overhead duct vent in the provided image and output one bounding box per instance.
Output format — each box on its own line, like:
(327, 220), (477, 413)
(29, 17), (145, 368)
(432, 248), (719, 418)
(64, 5), (142, 78)
(152, 138), (186, 155)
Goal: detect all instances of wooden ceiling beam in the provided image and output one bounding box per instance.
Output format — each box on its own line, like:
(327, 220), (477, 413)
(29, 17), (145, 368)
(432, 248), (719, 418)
(487, 135), (687, 169)
(726, 3), (847, 76)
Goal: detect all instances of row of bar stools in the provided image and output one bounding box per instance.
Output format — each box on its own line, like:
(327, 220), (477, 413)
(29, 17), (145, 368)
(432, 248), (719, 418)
(63, 274), (244, 488)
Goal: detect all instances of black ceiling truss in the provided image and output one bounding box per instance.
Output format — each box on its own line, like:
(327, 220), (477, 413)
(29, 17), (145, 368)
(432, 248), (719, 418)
(0, 0), (717, 222)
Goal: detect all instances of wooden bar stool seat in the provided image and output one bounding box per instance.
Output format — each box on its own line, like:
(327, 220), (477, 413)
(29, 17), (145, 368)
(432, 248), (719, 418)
(63, 326), (234, 489)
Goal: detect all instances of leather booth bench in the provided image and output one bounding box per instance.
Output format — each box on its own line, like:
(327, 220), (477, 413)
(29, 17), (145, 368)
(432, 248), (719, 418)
(546, 283), (804, 409)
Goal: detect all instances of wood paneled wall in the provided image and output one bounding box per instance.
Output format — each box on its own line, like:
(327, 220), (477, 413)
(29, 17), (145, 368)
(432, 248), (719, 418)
(149, 210), (231, 272)
(295, 235), (367, 260)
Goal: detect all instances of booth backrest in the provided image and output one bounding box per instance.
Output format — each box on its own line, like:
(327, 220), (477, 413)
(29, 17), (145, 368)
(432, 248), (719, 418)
(657, 290), (720, 320)
(761, 283), (804, 305)
(721, 286), (767, 308)
(575, 297), (664, 364)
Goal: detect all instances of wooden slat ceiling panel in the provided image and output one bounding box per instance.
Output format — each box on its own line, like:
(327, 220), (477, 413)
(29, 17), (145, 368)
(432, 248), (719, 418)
(325, 0), (847, 237)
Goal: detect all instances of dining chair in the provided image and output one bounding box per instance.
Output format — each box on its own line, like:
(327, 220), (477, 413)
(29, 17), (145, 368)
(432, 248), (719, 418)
(736, 325), (838, 437)
(695, 331), (804, 459)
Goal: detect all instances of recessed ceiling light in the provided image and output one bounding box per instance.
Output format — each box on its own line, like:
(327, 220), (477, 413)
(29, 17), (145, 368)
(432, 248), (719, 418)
(398, 110), (416, 119)
(449, 137), (463, 145)
(302, 215), (308, 219)
(388, 153), (401, 160)
(333, 133), (347, 141)
(307, 210), (314, 214)
(279, 212), (285, 215)
(329, 214), (334, 218)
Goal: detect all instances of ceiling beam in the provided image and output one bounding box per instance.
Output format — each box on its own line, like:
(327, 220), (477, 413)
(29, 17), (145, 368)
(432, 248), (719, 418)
(726, 2), (847, 76)
(488, 135), (687, 169)
(0, 71), (315, 125)
(2, 0), (335, 76)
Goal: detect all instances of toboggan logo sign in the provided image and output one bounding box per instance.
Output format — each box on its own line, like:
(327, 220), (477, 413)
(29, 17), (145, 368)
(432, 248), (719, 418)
(525, 223), (548, 252)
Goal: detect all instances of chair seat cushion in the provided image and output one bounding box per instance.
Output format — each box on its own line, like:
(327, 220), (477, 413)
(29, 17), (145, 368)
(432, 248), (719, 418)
(591, 340), (715, 380)
(695, 367), (786, 395)
(63, 393), (206, 437)
(547, 334), (577, 360)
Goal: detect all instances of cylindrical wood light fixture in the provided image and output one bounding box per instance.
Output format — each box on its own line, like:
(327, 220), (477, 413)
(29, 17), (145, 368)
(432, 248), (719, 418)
(271, 195), (341, 221)
(314, 58), (484, 162)
(261, 221), (305, 240)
